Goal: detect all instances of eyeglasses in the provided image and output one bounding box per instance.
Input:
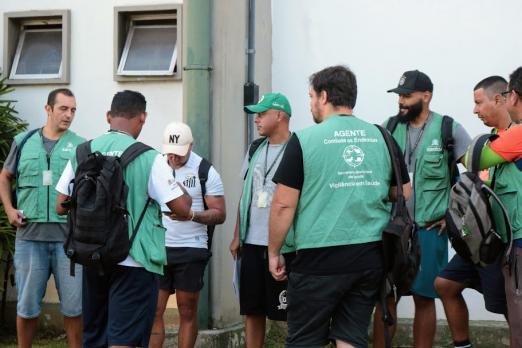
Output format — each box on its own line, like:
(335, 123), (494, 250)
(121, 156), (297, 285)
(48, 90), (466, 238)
(501, 90), (513, 98)
(502, 89), (521, 98)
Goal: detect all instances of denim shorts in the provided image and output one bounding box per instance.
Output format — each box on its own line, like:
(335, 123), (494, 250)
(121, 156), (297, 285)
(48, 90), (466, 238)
(14, 239), (82, 318)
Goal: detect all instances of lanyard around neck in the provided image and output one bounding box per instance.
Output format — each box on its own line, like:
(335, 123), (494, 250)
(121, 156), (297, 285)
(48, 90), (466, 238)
(263, 136), (290, 186)
(406, 113), (431, 166)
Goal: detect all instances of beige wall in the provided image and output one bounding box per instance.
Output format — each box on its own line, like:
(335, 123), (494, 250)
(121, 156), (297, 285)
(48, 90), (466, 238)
(1, 0), (274, 330)
(1, 0), (183, 305)
(209, 0), (272, 327)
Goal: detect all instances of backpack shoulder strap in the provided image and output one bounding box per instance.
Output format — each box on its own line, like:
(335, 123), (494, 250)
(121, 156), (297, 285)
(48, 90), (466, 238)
(482, 184), (513, 261)
(441, 115), (454, 150)
(248, 137), (267, 161)
(376, 124), (406, 209)
(75, 140), (93, 166)
(441, 115), (458, 185)
(198, 158), (212, 210)
(385, 116), (400, 134)
(198, 157), (216, 250)
(468, 134), (497, 174)
(119, 142), (153, 168)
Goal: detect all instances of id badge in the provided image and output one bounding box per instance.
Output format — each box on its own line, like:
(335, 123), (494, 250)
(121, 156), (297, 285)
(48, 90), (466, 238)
(257, 191), (268, 208)
(42, 170), (53, 186)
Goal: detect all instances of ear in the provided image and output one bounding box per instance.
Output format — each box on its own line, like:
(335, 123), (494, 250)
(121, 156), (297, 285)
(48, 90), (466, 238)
(320, 90), (328, 105)
(140, 112), (148, 123)
(494, 94), (504, 105)
(106, 112), (111, 124)
(45, 104), (52, 115)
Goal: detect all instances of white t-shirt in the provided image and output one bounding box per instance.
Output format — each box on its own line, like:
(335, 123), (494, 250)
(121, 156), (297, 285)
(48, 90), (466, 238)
(56, 153), (184, 267)
(160, 152), (224, 248)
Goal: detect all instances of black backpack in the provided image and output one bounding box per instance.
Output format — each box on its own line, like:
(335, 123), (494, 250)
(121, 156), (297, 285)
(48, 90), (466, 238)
(386, 114), (458, 185)
(377, 125), (420, 298)
(376, 125), (420, 348)
(446, 134), (512, 267)
(64, 140), (153, 275)
(197, 158), (215, 251)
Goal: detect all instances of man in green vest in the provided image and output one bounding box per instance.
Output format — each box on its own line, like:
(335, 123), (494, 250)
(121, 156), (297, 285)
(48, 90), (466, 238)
(469, 66), (522, 347)
(268, 65), (411, 348)
(434, 76), (510, 348)
(0, 89), (85, 348)
(55, 90), (192, 348)
(229, 92), (295, 348)
(373, 70), (472, 348)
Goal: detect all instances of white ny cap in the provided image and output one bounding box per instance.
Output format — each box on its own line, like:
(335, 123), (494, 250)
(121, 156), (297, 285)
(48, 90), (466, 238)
(162, 122), (193, 156)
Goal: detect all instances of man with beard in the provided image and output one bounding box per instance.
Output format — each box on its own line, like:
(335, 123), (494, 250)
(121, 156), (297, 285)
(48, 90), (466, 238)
(0, 88), (85, 348)
(229, 92), (295, 348)
(434, 76), (509, 348)
(373, 70), (472, 348)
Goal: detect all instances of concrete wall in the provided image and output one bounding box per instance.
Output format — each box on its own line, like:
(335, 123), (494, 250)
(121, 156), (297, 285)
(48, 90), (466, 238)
(1, 0), (183, 152)
(271, 0), (522, 322)
(209, 0), (272, 328)
(1, 0), (274, 330)
(0, 0), (181, 307)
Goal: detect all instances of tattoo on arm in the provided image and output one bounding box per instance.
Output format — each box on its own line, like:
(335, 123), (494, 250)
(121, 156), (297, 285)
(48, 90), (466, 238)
(193, 209), (224, 225)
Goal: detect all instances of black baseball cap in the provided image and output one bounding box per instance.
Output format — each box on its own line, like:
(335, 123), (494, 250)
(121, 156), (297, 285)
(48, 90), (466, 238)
(387, 70), (433, 94)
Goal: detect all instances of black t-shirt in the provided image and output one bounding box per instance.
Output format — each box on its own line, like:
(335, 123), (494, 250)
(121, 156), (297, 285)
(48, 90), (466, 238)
(273, 132), (410, 275)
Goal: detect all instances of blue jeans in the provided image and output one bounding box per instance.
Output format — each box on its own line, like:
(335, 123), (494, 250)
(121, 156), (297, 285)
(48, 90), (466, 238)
(14, 239), (82, 318)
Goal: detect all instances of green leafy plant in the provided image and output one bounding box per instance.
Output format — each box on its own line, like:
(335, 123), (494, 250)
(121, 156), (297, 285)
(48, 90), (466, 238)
(0, 78), (27, 262)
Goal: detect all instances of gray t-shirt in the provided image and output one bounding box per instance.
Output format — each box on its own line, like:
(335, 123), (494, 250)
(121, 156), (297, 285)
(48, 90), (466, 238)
(404, 118), (471, 218)
(3, 136), (67, 242)
(240, 143), (286, 246)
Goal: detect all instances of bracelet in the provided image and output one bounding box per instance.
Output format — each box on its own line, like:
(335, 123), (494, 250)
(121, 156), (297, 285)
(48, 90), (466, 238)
(190, 210), (196, 221)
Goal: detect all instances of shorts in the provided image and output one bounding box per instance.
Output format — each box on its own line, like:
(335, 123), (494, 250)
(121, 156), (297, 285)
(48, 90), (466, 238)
(439, 253), (506, 314)
(82, 265), (159, 348)
(285, 268), (383, 348)
(14, 239), (82, 318)
(159, 247), (209, 293)
(239, 244), (291, 321)
(411, 227), (448, 298)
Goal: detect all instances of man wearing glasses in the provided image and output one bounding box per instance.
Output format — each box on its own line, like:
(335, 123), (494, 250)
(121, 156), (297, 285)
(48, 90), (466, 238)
(434, 76), (510, 348)
(471, 67), (522, 347)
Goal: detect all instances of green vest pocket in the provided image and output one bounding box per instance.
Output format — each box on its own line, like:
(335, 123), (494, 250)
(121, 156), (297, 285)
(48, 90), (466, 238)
(422, 154), (445, 179)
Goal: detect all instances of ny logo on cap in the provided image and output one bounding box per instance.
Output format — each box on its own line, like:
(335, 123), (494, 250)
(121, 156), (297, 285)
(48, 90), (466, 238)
(169, 134), (181, 144)
(258, 95), (265, 103)
(399, 75), (406, 86)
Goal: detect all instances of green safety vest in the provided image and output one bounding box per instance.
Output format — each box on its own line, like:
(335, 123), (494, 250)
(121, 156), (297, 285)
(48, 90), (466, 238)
(492, 162), (522, 241)
(239, 139), (295, 253)
(390, 113), (453, 226)
(15, 129), (85, 223)
(293, 115), (392, 250)
(73, 132), (167, 274)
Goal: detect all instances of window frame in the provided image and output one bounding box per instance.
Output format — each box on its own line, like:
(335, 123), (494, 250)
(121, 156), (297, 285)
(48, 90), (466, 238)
(9, 28), (63, 80)
(3, 10), (70, 85)
(114, 5), (182, 82)
(117, 24), (178, 76)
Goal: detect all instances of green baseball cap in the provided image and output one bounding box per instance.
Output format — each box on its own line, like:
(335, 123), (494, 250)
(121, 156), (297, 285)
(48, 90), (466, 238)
(244, 92), (292, 116)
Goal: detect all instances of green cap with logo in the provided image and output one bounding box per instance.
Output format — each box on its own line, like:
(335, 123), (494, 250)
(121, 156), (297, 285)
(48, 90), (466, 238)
(244, 92), (292, 117)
